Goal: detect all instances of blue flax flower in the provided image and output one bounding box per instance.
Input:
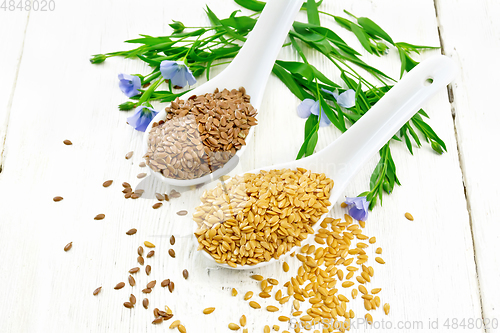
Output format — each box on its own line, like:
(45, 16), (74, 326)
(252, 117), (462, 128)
(297, 98), (331, 127)
(344, 196), (369, 221)
(118, 73), (141, 97)
(160, 60), (196, 88)
(127, 106), (159, 132)
(322, 88), (356, 108)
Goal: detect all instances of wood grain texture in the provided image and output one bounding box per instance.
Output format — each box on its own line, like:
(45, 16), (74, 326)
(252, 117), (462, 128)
(0, 0), (489, 332)
(436, 0), (500, 329)
(0, 11), (29, 168)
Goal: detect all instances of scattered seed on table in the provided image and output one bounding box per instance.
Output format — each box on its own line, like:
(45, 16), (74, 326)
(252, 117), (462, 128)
(146, 280), (156, 289)
(126, 228), (137, 235)
(128, 275), (135, 287)
(170, 235), (175, 245)
(93, 287), (102, 296)
(153, 308), (160, 317)
(351, 289), (358, 299)
(168, 249), (175, 258)
(169, 320), (181, 329)
(369, 237), (376, 244)
(124, 302), (133, 309)
(228, 323), (240, 330)
(135, 189), (144, 196)
(94, 214), (105, 220)
(371, 288), (381, 294)
(130, 294), (136, 304)
(251, 275), (263, 281)
(266, 306), (279, 312)
(383, 303), (390, 315)
(178, 325), (186, 333)
(282, 262), (289, 272)
(155, 193), (164, 201)
(124, 193), (132, 199)
(244, 291), (253, 300)
(102, 180), (113, 187)
(142, 288), (152, 294)
(53, 196), (63, 202)
(170, 190), (181, 198)
(158, 310), (168, 317)
(182, 269), (188, 279)
(63, 139), (72, 145)
(161, 279), (170, 287)
(152, 318), (163, 324)
(405, 212), (414, 221)
(341, 202), (348, 208)
(278, 316), (289, 322)
(239, 315), (246, 327)
(137, 246), (144, 256)
(139, 162), (146, 167)
(264, 325), (271, 333)
(63, 242), (72, 252)
(122, 182), (131, 188)
(144, 241), (155, 248)
(375, 257), (385, 264)
(129, 267), (139, 274)
(231, 288), (237, 296)
(168, 281), (174, 293)
(375, 247), (382, 254)
(146, 250), (154, 258)
(153, 203), (162, 209)
(137, 173), (147, 179)
(114, 282), (125, 290)
(365, 313), (373, 324)
(164, 194), (170, 201)
(145, 265), (151, 275)
(249, 301), (261, 309)
(203, 307), (215, 314)
(143, 298), (149, 309)
(176, 210), (188, 216)
(131, 194), (139, 199)
(125, 151), (133, 159)
(137, 256), (144, 265)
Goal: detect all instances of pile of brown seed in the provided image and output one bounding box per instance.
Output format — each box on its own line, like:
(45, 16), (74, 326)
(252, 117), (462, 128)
(193, 168), (334, 267)
(145, 87), (258, 180)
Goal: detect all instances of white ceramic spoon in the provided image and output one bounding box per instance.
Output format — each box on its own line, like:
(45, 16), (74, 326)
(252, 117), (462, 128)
(143, 0), (304, 186)
(197, 54), (457, 270)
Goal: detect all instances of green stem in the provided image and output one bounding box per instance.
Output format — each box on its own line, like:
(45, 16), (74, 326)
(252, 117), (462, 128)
(137, 79), (163, 105)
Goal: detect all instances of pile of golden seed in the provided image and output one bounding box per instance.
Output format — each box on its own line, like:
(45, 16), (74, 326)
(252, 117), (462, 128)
(200, 212), (390, 332)
(193, 168), (334, 267)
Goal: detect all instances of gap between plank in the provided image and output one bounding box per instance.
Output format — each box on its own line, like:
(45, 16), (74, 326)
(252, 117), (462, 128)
(433, 1), (487, 332)
(0, 11), (31, 175)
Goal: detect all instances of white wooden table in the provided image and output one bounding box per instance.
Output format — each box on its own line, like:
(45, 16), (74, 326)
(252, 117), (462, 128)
(0, 0), (499, 332)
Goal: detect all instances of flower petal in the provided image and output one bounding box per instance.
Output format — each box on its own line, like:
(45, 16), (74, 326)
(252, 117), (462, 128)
(310, 100), (320, 116)
(160, 61), (179, 80)
(170, 67), (188, 87)
(127, 106), (159, 132)
(336, 89), (356, 108)
(297, 99), (316, 118)
(344, 196), (369, 221)
(184, 66), (197, 86)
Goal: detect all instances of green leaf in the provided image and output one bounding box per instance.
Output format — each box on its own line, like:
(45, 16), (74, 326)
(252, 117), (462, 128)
(234, 0), (265, 11)
(272, 64), (312, 100)
(275, 60), (314, 83)
(396, 42), (439, 51)
(306, 131), (319, 156)
(357, 17), (394, 45)
(333, 16), (353, 31)
(301, 0), (323, 10)
(220, 15), (257, 32)
(297, 115), (319, 159)
(350, 23), (374, 54)
(306, 0), (320, 25)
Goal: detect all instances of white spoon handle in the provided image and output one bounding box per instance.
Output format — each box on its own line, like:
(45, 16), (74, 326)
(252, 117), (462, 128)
(211, 0), (304, 108)
(309, 55), (457, 194)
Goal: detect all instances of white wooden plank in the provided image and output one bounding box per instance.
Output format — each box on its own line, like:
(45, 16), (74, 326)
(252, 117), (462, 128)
(0, 0), (484, 332)
(436, 0), (500, 329)
(0, 11), (29, 169)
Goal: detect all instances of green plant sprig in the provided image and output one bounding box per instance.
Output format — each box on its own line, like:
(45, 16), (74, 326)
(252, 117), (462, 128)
(91, 0), (445, 209)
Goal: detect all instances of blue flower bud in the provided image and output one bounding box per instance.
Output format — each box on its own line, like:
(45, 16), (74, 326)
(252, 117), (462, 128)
(431, 141), (444, 155)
